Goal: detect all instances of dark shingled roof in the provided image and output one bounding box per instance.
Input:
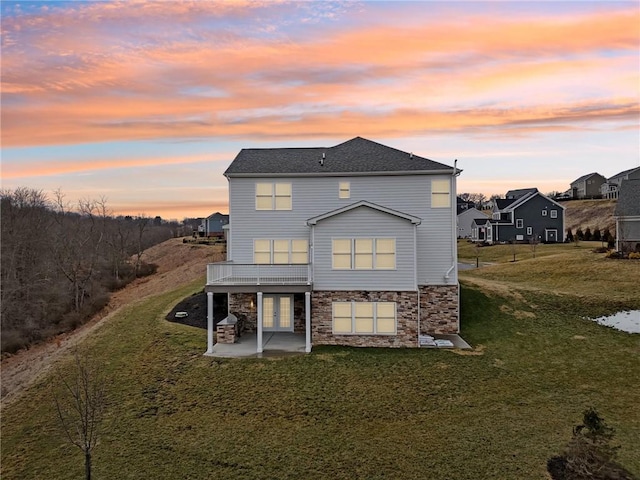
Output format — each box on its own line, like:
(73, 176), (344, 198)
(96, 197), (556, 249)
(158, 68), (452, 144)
(614, 179), (640, 217)
(224, 137), (454, 176)
(505, 188), (538, 199)
(494, 198), (516, 210)
(570, 172), (603, 185)
(608, 166), (640, 182)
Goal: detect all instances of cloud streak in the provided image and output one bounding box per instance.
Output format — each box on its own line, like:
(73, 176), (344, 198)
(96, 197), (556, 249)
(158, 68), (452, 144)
(1, 1), (638, 217)
(2, 2), (638, 147)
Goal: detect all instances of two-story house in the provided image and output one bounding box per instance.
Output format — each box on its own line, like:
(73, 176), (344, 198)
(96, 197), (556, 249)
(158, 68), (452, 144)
(601, 167), (640, 199)
(471, 189), (565, 244)
(198, 212), (229, 237)
(204, 137), (461, 354)
(570, 172), (606, 199)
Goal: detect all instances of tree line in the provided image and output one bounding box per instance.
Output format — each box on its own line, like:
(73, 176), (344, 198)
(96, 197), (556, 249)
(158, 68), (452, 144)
(1, 188), (187, 354)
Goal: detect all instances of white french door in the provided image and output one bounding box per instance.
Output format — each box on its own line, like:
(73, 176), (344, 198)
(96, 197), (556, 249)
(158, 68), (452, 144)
(262, 295), (294, 332)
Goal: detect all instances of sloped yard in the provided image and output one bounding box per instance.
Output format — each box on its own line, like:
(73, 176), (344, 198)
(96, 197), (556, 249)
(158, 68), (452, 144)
(2, 252), (639, 479)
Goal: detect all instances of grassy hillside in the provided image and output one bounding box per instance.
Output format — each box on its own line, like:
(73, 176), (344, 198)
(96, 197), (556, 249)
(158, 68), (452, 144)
(563, 199), (616, 234)
(2, 245), (639, 479)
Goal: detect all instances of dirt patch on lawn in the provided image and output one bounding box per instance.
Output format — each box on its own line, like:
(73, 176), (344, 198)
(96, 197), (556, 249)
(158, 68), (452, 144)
(1, 238), (225, 408)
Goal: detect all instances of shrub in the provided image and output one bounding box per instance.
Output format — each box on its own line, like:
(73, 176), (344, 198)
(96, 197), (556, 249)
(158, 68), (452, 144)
(605, 250), (623, 259)
(584, 227), (593, 241)
(592, 228), (601, 242)
(592, 247), (608, 254)
(566, 228), (574, 242)
(548, 407), (635, 480)
(576, 228), (584, 241)
(136, 261), (158, 278)
(629, 252), (640, 260)
(601, 228), (612, 243)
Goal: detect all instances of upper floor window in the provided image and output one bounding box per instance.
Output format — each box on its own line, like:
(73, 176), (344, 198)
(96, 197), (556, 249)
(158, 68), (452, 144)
(255, 183), (292, 210)
(339, 182), (350, 199)
(516, 219), (523, 228)
(254, 239), (308, 264)
(332, 238), (396, 270)
(542, 210), (547, 216)
(550, 210), (558, 218)
(431, 179), (450, 208)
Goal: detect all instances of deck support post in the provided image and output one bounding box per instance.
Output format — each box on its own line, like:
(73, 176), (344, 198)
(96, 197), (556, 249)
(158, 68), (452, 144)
(305, 291), (311, 353)
(257, 291), (263, 353)
(206, 292), (214, 354)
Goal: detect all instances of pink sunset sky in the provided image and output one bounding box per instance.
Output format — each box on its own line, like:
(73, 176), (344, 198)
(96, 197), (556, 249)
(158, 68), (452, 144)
(1, 0), (639, 219)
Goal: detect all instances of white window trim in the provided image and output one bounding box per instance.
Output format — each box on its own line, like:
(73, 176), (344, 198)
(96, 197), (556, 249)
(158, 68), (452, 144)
(542, 210), (548, 216)
(332, 301), (397, 335)
(516, 219), (524, 229)
(253, 239), (308, 264)
(550, 210), (558, 218)
(332, 238), (396, 270)
(255, 182), (292, 211)
(526, 226), (532, 235)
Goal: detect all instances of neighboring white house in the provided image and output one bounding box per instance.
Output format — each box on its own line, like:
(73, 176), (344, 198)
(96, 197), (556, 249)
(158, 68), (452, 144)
(601, 167), (640, 199)
(614, 179), (640, 253)
(457, 207), (487, 238)
(204, 137), (461, 354)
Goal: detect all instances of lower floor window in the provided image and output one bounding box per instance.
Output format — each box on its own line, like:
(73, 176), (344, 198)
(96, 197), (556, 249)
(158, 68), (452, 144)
(332, 301), (396, 335)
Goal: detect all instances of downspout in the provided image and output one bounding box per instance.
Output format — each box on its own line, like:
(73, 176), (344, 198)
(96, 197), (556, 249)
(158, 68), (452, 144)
(414, 223), (420, 347)
(445, 160), (461, 281)
(449, 161), (462, 333)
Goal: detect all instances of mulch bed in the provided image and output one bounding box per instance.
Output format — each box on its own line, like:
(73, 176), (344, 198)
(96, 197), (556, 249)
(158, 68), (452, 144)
(165, 291), (227, 330)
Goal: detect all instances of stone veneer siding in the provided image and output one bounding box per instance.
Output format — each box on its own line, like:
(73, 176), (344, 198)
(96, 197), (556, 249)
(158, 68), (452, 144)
(419, 285), (459, 334)
(312, 291), (419, 348)
(228, 293), (257, 332)
(228, 292), (307, 333)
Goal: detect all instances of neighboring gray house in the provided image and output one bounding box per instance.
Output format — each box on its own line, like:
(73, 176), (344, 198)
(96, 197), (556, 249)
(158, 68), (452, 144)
(601, 167), (640, 199)
(204, 137), (461, 354)
(457, 207), (487, 238)
(471, 190), (565, 244)
(570, 172), (606, 199)
(505, 188), (538, 200)
(614, 179), (640, 253)
(199, 212), (228, 237)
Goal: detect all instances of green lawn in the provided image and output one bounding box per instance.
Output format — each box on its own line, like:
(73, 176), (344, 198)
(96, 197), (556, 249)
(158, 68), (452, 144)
(2, 259), (639, 479)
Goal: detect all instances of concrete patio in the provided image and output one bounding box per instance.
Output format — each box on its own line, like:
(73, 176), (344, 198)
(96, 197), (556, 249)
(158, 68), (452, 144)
(206, 332), (307, 358)
(204, 332), (471, 358)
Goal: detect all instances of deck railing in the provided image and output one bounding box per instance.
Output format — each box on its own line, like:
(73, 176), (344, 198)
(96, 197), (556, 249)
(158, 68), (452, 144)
(206, 262), (311, 286)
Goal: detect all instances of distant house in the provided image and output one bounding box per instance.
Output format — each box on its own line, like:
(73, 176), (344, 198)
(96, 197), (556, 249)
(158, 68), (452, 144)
(471, 190), (565, 244)
(505, 188), (538, 200)
(471, 217), (492, 243)
(199, 212), (229, 237)
(601, 167), (640, 200)
(614, 179), (640, 253)
(570, 172), (606, 199)
(457, 207), (487, 239)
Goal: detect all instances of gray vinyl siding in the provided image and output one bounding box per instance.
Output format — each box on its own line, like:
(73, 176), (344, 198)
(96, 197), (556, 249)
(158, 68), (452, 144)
(512, 196), (564, 242)
(312, 207), (415, 291)
(228, 174), (456, 285)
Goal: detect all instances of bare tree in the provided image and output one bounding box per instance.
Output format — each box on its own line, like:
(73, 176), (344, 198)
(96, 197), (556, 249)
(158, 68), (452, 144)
(133, 214), (151, 276)
(50, 191), (105, 312)
(529, 234), (540, 259)
(54, 349), (107, 480)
